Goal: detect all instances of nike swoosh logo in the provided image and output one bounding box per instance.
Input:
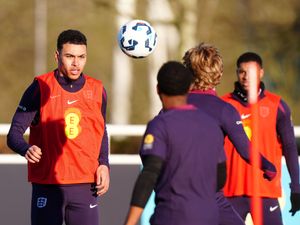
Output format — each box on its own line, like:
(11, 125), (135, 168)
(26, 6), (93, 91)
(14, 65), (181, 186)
(67, 100), (78, 105)
(241, 114), (251, 120)
(269, 205), (278, 212)
(89, 204), (97, 208)
(236, 121), (243, 125)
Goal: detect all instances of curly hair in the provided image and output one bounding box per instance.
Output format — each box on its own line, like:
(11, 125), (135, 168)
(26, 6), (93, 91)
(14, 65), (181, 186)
(183, 43), (223, 91)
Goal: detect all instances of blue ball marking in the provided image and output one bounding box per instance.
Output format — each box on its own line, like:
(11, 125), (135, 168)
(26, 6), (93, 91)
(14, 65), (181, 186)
(132, 22), (152, 35)
(120, 37), (138, 51)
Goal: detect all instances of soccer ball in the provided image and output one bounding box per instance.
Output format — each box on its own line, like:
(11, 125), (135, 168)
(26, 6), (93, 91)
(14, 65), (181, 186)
(117, 19), (158, 58)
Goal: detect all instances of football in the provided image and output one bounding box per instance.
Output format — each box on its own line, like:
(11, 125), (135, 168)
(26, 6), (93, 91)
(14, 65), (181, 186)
(117, 19), (158, 58)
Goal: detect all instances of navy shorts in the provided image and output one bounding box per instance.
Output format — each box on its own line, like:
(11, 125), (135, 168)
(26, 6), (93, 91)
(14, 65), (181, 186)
(31, 183), (99, 225)
(228, 196), (283, 225)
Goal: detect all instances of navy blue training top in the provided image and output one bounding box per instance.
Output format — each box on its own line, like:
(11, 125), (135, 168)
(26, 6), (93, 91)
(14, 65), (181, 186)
(187, 89), (277, 173)
(188, 89), (250, 163)
(140, 104), (223, 225)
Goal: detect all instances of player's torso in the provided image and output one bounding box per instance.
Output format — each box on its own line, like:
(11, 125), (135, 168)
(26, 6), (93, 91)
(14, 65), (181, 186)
(222, 92), (282, 197)
(29, 72), (104, 184)
(151, 108), (222, 224)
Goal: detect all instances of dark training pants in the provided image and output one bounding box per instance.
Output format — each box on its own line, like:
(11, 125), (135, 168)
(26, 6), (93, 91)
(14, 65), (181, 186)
(216, 191), (245, 225)
(31, 183), (99, 225)
(228, 196), (283, 225)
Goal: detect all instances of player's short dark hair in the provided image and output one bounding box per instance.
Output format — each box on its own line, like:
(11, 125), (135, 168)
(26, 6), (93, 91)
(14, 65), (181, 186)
(157, 61), (193, 96)
(236, 52), (263, 68)
(57, 29), (87, 51)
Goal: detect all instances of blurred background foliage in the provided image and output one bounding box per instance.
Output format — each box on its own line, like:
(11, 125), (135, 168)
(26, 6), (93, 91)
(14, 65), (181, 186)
(1, 0), (300, 154)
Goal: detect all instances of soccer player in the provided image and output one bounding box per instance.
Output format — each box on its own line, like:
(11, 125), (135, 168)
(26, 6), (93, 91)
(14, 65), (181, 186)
(182, 43), (277, 225)
(124, 61), (224, 225)
(222, 52), (300, 224)
(7, 29), (109, 225)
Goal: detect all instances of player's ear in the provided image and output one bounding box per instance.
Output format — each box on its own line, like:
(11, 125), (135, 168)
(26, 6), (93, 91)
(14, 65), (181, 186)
(260, 68), (264, 79)
(189, 83), (194, 91)
(55, 50), (59, 62)
(156, 85), (160, 95)
(156, 85), (163, 102)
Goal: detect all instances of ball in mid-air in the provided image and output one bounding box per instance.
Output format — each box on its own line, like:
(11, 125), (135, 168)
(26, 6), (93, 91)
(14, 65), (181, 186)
(117, 19), (158, 58)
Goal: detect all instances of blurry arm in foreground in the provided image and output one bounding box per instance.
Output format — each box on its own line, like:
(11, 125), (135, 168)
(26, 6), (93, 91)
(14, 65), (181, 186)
(124, 155), (163, 225)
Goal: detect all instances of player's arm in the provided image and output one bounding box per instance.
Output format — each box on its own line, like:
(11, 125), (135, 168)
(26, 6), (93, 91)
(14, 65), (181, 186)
(124, 206), (144, 225)
(222, 103), (276, 180)
(98, 87), (109, 167)
(277, 99), (300, 216)
(222, 104), (250, 161)
(217, 161), (227, 191)
(125, 118), (165, 225)
(125, 155), (163, 225)
(216, 146), (227, 191)
(7, 79), (40, 156)
(96, 87), (110, 196)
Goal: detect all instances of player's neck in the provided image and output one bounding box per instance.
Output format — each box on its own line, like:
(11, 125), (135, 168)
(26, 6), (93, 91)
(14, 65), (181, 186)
(161, 95), (187, 110)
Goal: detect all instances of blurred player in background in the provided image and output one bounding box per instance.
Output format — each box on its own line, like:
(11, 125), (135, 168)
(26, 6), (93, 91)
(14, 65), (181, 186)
(7, 29), (110, 225)
(124, 61), (224, 225)
(183, 43), (276, 225)
(222, 52), (300, 224)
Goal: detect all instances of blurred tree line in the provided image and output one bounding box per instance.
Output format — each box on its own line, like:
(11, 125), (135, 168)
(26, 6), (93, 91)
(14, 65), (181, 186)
(1, 0), (300, 154)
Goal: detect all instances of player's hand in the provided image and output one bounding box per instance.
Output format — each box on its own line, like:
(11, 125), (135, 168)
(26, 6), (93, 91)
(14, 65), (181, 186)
(289, 192), (300, 216)
(95, 165), (110, 196)
(25, 145), (42, 163)
(262, 160), (277, 181)
(263, 169), (276, 181)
